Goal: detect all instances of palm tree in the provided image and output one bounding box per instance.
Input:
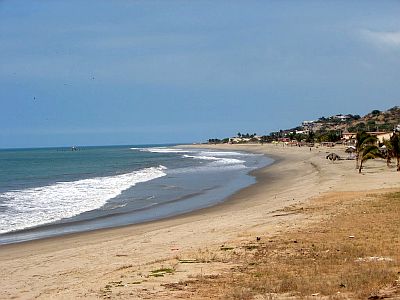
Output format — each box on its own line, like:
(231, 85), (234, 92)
(390, 132), (400, 171)
(355, 131), (378, 169)
(358, 144), (382, 173)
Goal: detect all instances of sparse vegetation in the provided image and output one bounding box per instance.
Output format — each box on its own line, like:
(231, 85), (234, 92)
(148, 265), (177, 278)
(169, 191), (400, 299)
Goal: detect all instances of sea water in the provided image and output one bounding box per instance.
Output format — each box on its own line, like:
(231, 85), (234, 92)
(0, 145), (272, 244)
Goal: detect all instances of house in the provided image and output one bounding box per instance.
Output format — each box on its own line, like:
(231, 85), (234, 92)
(277, 137), (290, 143)
(342, 132), (356, 141)
(302, 120), (315, 126)
(374, 132), (392, 143)
(302, 120), (316, 132)
(334, 114), (351, 122)
(229, 136), (260, 144)
(342, 131), (393, 145)
(229, 137), (244, 143)
(295, 130), (307, 134)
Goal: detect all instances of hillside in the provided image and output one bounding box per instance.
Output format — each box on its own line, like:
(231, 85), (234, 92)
(308, 106), (400, 133)
(207, 106), (400, 144)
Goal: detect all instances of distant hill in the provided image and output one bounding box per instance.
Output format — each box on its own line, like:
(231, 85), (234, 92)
(351, 106), (400, 132)
(263, 106), (400, 144)
(310, 106), (400, 133)
(208, 106), (400, 144)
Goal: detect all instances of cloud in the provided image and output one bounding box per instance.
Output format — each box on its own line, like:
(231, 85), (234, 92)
(361, 29), (400, 49)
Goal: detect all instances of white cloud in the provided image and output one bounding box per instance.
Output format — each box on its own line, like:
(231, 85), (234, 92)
(361, 29), (400, 49)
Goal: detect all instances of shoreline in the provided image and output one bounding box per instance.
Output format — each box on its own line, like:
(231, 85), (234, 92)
(1, 144), (399, 299)
(0, 146), (278, 252)
(0, 146), (274, 247)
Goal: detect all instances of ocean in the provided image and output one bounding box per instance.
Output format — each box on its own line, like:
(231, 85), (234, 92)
(0, 145), (272, 244)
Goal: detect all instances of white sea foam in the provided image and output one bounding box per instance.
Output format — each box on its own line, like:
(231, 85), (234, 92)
(142, 147), (248, 158)
(140, 147), (248, 172)
(197, 151), (251, 157)
(0, 166), (167, 234)
(142, 147), (249, 168)
(182, 154), (245, 165)
(141, 148), (191, 153)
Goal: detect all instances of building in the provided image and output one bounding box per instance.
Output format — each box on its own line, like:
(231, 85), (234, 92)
(334, 114), (351, 122)
(302, 120), (317, 132)
(229, 136), (261, 144)
(295, 130), (307, 134)
(342, 131), (393, 145)
(342, 132), (356, 141)
(342, 132), (356, 146)
(374, 132), (392, 143)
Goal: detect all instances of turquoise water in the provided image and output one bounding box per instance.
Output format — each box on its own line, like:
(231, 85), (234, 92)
(0, 145), (272, 244)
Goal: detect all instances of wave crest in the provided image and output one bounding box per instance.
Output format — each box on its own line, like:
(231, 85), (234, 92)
(0, 166), (167, 234)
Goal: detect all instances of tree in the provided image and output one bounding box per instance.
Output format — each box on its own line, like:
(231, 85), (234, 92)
(371, 109), (381, 115)
(390, 132), (400, 171)
(355, 131), (378, 169)
(367, 120), (377, 131)
(358, 144), (382, 173)
(208, 138), (221, 144)
(306, 131), (315, 143)
(316, 130), (341, 143)
(222, 138), (230, 144)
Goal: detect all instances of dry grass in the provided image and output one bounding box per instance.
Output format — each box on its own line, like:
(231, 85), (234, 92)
(185, 247), (233, 263)
(170, 191), (400, 299)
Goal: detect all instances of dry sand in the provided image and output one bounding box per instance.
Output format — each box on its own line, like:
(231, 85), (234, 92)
(0, 144), (399, 299)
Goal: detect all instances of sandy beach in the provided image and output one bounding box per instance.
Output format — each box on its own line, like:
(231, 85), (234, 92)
(1, 144), (399, 299)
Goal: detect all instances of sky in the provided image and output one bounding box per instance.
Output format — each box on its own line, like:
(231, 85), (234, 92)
(1, 1), (400, 148)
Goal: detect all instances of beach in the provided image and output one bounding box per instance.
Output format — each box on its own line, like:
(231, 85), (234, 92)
(1, 144), (399, 299)
(0, 146), (269, 244)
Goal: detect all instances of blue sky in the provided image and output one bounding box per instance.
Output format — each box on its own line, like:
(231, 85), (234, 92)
(1, 1), (400, 148)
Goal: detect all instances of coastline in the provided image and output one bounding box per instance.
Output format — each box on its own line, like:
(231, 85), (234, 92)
(0, 145), (276, 251)
(0, 145), (269, 245)
(1, 144), (399, 299)
(0, 145), (271, 246)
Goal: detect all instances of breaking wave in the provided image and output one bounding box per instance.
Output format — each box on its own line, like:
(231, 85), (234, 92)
(0, 166), (167, 233)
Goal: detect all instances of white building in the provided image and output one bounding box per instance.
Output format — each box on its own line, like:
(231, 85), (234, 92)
(302, 120), (316, 132)
(334, 114), (351, 121)
(302, 120), (315, 126)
